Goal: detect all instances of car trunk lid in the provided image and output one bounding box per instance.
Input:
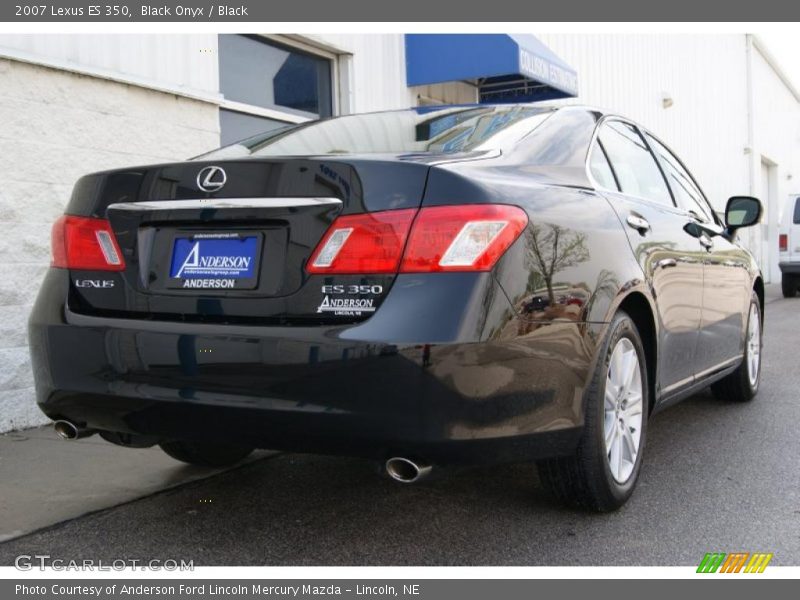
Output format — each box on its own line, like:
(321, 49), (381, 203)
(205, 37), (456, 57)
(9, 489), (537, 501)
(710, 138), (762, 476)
(63, 157), (431, 324)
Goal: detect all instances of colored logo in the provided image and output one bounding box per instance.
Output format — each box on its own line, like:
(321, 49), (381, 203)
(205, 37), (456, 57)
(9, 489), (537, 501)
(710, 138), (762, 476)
(170, 237), (257, 279)
(697, 552), (773, 573)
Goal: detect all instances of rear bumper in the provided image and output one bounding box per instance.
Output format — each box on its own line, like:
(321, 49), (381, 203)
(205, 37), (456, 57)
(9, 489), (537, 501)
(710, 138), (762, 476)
(29, 270), (597, 464)
(779, 262), (800, 275)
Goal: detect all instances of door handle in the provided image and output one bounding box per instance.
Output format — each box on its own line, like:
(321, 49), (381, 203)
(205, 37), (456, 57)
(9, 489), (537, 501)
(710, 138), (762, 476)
(626, 214), (651, 234)
(698, 234), (714, 250)
(656, 258), (678, 269)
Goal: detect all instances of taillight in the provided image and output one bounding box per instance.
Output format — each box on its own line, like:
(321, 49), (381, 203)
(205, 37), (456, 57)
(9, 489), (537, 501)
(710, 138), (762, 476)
(779, 234), (788, 252)
(400, 205), (528, 272)
(306, 209), (417, 274)
(51, 215), (125, 271)
(306, 204), (528, 274)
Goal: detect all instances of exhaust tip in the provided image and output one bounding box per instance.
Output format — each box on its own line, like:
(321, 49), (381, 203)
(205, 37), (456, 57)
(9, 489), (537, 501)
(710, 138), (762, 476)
(385, 457), (432, 484)
(53, 420), (79, 440)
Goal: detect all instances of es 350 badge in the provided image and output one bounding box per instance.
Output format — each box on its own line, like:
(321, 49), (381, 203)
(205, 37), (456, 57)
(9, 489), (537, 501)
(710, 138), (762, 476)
(317, 284), (383, 316)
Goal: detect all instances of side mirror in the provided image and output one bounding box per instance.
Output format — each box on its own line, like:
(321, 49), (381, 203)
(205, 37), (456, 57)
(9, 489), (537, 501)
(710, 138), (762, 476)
(725, 196), (762, 233)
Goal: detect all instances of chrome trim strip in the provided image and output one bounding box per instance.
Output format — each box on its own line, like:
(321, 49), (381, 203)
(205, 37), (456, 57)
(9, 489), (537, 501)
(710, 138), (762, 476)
(661, 374), (695, 395)
(107, 198), (343, 211)
(693, 355), (743, 381)
(661, 355), (743, 396)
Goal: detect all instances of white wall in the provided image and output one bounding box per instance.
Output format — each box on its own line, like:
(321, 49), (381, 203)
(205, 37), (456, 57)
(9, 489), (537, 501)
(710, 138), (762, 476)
(310, 34), (477, 112)
(0, 57), (220, 432)
(749, 42), (800, 282)
(0, 34), (219, 99)
(538, 34), (752, 213)
(310, 34), (415, 112)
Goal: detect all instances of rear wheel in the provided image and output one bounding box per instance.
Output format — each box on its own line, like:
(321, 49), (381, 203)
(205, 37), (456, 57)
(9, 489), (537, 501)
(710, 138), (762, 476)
(159, 440), (254, 467)
(537, 311), (649, 512)
(710, 292), (762, 403)
(782, 274), (798, 298)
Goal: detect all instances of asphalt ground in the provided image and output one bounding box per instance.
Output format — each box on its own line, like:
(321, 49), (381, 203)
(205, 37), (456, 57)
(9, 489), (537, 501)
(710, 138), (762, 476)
(1, 288), (798, 566)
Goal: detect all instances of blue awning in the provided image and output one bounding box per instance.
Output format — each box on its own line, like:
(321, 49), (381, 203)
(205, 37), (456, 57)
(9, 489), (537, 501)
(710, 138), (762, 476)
(405, 34), (578, 102)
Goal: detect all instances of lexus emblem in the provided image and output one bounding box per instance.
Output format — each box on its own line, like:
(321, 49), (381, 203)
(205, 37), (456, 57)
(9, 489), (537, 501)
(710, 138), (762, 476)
(196, 166), (227, 192)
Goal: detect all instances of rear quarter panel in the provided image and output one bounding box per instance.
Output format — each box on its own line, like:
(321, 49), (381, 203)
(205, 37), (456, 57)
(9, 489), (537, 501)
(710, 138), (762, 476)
(420, 163), (650, 428)
(424, 163), (648, 330)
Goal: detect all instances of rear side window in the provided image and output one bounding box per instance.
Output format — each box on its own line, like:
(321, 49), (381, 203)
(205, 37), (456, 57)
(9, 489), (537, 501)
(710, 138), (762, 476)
(597, 121), (673, 206)
(794, 198), (800, 224)
(589, 141), (619, 191)
(646, 134), (712, 221)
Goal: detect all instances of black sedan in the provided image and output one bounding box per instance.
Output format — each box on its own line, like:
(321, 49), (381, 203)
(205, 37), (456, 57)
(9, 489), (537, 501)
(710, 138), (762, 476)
(29, 104), (764, 511)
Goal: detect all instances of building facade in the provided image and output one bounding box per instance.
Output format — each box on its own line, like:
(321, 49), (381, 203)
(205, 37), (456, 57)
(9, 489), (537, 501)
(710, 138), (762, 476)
(0, 33), (798, 432)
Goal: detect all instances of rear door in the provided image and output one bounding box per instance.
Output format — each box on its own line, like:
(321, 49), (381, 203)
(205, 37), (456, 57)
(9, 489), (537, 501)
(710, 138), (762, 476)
(591, 120), (704, 393)
(645, 133), (751, 375)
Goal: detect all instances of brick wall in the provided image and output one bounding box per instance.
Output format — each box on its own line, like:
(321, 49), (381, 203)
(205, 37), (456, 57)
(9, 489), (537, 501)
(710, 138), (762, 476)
(0, 58), (220, 432)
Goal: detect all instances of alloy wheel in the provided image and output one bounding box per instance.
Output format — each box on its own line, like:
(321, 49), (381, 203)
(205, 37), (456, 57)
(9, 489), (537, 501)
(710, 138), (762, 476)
(747, 303), (761, 387)
(604, 337), (644, 484)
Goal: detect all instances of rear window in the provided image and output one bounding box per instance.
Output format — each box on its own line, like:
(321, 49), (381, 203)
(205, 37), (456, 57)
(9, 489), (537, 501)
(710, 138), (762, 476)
(794, 197), (800, 224)
(196, 106), (553, 159)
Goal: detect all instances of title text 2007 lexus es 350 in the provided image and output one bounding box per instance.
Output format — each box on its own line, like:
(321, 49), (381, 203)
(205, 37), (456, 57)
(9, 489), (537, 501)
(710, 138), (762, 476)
(29, 105), (765, 511)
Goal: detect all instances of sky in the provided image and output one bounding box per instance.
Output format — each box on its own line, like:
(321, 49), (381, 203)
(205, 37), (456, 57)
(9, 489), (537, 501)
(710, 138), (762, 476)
(760, 34), (800, 92)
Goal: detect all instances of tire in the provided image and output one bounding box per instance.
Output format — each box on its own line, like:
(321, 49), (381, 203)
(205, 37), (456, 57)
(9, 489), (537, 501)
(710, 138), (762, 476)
(537, 311), (649, 512)
(159, 439), (254, 467)
(710, 291), (762, 403)
(782, 274), (798, 298)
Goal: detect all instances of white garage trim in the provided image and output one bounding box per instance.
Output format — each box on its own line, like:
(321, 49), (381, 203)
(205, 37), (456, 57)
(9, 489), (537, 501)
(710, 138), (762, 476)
(0, 46), (224, 105)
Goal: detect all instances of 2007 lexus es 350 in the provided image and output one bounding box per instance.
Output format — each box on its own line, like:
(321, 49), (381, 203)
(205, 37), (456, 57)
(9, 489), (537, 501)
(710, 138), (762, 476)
(29, 104), (764, 511)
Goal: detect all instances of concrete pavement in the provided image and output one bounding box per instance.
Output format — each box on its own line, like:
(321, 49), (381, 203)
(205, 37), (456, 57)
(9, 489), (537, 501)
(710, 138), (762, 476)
(0, 427), (273, 542)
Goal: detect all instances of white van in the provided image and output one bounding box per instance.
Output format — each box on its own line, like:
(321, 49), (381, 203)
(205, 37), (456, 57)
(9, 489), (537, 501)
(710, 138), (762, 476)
(779, 194), (800, 297)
